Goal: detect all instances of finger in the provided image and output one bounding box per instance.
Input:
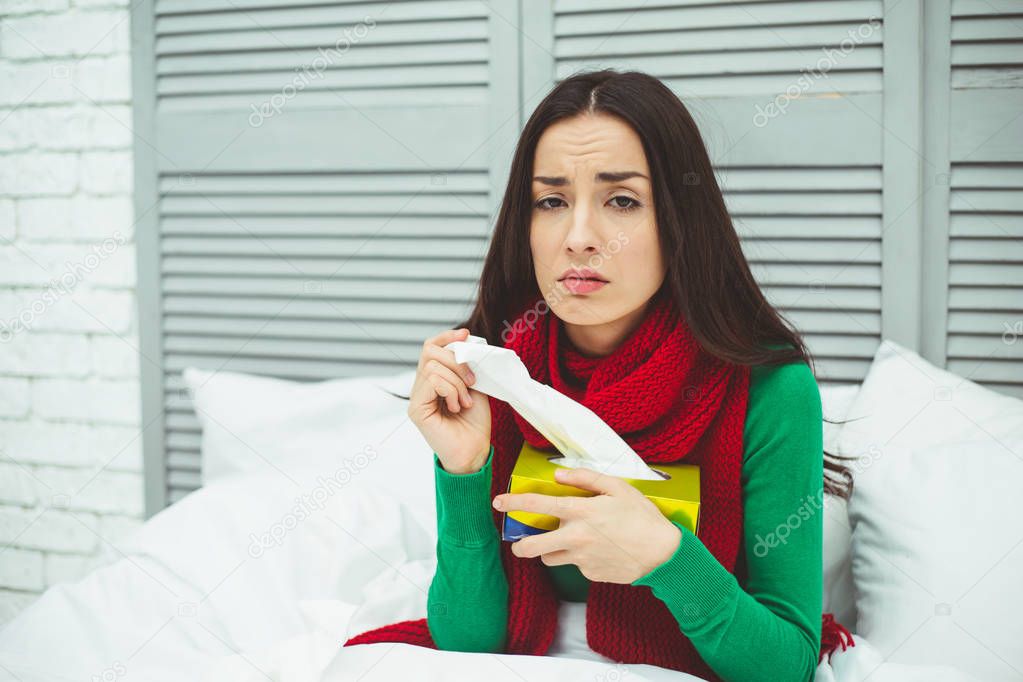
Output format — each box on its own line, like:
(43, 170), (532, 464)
(421, 343), (477, 389)
(511, 528), (573, 559)
(553, 466), (628, 496)
(426, 327), (469, 346)
(537, 549), (573, 566)
(424, 359), (473, 408)
(421, 328), (469, 367)
(408, 364), (441, 411)
(493, 491), (585, 519)
(426, 373), (462, 414)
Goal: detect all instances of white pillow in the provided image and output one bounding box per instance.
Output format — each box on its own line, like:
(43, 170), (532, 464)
(847, 439), (1023, 679)
(838, 339), (1023, 458)
(818, 382), (861, 628)
(182, 367), (436, 515)
(834, 339), (1023, 644)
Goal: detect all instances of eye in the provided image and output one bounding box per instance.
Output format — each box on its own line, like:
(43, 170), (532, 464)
(535, 196), (566, 211)
(608, 195), (641, 212)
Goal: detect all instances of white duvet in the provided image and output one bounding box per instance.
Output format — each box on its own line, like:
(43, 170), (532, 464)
(0, 463), (979, 682)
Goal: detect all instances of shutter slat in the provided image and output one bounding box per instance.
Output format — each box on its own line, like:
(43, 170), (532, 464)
(159, 194), (488, 216)
(156, 21), (488, 56)
(948, 287), (1023, 310)
(158, 172), (490, 195)
(162, 236), (488, 257)
(161, 215), (490, 238)
(158, 41), (490, 76)
(553, 1), (882, 35)
(162, 275), (477, 299)
(163, 315), (440, 341)
(726, 192), (882, 216)
(161, 257), (483, 279)
(717, 167), (883, 191)
(158, 63), (490, 96)
(162, 296), (470, 322)
(156, 1), (488, 34)
(557, 47), (882, 80)
(165, 354), (410, 380)
(735, 216), (881, 239)
(164, 335), (421, 363)
(556, 23), (883, 59)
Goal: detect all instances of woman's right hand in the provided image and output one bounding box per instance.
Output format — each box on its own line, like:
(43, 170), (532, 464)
(408, 328), (492, 475)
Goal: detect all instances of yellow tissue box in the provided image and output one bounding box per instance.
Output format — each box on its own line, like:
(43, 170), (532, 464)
(502, 441), (701, 541)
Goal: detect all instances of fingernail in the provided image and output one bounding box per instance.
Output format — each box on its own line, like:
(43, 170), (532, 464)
(492, 497), (502, 510)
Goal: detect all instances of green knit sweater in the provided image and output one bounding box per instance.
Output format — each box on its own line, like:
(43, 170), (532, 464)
(426, 360), (823, 682)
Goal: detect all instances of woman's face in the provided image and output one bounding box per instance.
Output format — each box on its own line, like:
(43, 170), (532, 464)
(529, 113), (666, 353)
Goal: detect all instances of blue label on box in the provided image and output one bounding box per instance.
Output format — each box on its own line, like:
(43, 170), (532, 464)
(502, 513), (550, 542)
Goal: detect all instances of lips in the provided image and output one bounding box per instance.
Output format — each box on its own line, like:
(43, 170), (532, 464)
(557, 268), (609, 295)
(557, 267), (608, 283)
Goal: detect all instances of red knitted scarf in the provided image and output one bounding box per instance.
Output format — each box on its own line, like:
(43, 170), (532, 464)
(343, 293), (854, 675)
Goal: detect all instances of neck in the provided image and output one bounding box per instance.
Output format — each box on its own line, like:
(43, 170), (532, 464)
(561, 297), (653, 357)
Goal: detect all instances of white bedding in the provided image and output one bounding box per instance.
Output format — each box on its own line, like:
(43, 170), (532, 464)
(0, 459), (980, 682)
(4, 345), (1008, 681)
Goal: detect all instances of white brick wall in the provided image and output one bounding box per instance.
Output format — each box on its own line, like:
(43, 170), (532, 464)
(0, 0), (142, 628)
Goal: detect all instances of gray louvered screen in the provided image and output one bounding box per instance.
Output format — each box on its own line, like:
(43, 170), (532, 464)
(133, 0), (519, 507)
(947, 0), (1023, 398)
(538, 0), (885, 383)
(133, 0), (1023, 513)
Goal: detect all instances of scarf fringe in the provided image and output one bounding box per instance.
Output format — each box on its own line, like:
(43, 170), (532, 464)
(342, 618), (435, 649)
(819, 612), (855, 663)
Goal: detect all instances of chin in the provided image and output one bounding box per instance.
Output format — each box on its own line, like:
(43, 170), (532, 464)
(547, 295), (617, 326)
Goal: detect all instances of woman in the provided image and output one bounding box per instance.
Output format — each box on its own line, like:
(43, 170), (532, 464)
(343, 69), (855, 681)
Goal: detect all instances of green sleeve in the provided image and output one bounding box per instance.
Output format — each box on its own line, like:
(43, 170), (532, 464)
(632, 362), (823, 682)
(426, 444), (509, 653)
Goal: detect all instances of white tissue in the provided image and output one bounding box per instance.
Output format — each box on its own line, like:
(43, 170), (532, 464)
(445, 334), (661, 480)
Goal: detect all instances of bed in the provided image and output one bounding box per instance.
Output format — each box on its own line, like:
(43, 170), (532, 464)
(1, 340), (1019, 681)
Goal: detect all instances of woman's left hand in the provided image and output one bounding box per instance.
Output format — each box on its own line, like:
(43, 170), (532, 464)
(493, 465), (683, 584)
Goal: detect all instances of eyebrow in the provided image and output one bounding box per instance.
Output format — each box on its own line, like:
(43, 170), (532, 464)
(532, 171), (648, 186)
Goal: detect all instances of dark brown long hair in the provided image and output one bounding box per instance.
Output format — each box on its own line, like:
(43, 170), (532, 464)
(449, 69), (854, 498)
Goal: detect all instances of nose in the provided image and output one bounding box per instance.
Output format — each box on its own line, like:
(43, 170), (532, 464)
(564, 202), (601, 256)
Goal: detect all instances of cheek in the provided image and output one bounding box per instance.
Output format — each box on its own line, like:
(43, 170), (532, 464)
(529, 224), (558, 265)
(619, 222), (662, 275)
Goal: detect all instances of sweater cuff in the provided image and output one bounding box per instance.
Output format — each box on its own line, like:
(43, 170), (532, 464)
(631, 520), (738, 630)
(433, 444), (495, 546)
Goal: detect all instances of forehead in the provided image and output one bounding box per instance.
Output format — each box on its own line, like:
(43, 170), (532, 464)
(533, 113), (649, 176)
